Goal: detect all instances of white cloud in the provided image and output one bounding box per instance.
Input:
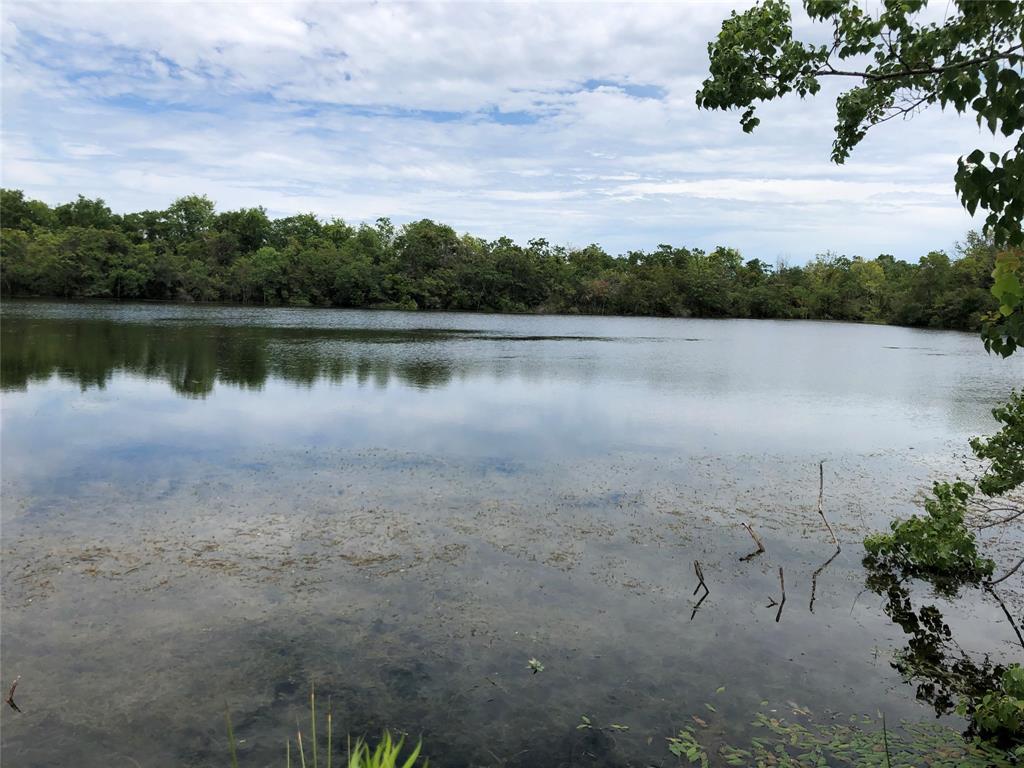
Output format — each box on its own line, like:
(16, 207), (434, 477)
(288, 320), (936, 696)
(0, 1), (1005, 261)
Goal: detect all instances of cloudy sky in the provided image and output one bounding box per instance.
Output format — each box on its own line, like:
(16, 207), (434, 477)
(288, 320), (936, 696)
(0, 1), (1005, 262)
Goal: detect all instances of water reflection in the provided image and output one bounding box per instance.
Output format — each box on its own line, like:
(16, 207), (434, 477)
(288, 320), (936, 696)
(1, 317), (474, 395)
(3, 300), (1024, 766)
(863, 566), (1017, 735)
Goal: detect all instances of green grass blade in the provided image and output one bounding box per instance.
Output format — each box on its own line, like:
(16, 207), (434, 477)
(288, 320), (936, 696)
(399, 739), (422, 768)
(311, 684), (318, 768)
(327, 702), (332, 768)
(224, 705), (239, 768)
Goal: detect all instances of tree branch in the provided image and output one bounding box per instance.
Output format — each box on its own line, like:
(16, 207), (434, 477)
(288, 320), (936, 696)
(983, 583), (1024, 651)
(872, 92), (934, 127)
(987, 554), (1024, 587)
(812, 43), (1023, 82)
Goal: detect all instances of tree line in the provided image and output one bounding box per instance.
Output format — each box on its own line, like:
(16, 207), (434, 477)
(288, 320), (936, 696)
(0, 188), (1001, 330)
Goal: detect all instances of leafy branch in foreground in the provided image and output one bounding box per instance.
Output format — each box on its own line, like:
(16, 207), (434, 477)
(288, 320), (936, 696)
(983, 250), (1024, 357)
(971, 390), (1024, 497)
(698, 1), (1024, 355)
(861, 392), (1022, 749)
(864, 390), (1023, 585)
(863, 480), (994, 586)
(697, 0), (1023, 245)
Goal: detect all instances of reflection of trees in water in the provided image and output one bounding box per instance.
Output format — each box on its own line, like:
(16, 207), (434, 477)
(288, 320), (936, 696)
(0, 318), (458, 396)
(864, 567), (1009, 732)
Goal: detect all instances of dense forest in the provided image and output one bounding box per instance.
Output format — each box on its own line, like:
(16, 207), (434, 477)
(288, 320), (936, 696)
(0, 189), (1001, 330)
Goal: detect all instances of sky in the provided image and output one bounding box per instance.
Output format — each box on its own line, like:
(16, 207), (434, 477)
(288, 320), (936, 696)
(0, 1), (1007, 263)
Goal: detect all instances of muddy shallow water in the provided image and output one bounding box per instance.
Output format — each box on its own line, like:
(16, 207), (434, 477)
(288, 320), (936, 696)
(1, 300), (1022, 767)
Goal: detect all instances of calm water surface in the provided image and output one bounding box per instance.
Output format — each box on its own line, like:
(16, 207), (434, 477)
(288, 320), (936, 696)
(2, 300), (1022, 766)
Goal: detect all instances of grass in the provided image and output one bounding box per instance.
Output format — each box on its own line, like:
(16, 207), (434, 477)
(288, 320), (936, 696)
(226, 685), (426, 768)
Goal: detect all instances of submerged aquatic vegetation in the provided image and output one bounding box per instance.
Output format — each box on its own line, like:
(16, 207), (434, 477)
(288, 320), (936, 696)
(670, 703), (1019, 767)
(667, 725), (708, 767)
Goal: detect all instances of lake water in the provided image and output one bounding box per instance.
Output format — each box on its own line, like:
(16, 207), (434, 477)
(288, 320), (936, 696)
(2, 300), (1022, 766)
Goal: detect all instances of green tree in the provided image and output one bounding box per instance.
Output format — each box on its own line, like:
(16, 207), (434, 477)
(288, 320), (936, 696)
(54, 195), (116, 230)
(165, 195), (215, 245)
(215, 207), (272, 254)
(1, 189), (55, 231)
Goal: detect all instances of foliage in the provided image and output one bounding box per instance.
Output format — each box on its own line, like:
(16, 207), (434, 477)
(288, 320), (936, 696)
(970, 390), (1024, 496)
(0, 190), (1007, 332)
(861, 391), (1021, 752)
(958, 665), (1024, 751)
(863, 481), (995, 583)
(984, 250), (1024, 356)
(862, 390), (1021, 582)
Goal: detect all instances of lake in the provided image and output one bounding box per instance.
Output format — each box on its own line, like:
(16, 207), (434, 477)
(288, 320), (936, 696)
(2, 300), (1022, 767)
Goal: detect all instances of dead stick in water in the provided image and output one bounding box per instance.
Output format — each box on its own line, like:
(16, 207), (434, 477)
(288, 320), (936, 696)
(690, 560), (710, 620)
(809, 546), (841, 613)
(5, 676), (21, 712)
(739, 523), (766, 562)
(692, 560), (707, 596)
(817, 461), (840, 548)
(775, 567), (786, 623)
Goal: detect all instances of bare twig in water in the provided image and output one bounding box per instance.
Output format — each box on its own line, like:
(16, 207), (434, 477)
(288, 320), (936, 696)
(809, 546), (842, 613)
(690, 591), (709, 620)
(882, 712), (892, 768)
(816, 461), (839, 548)
(739, 523), (766, 561)
(5, 676), (21, 713)
(690, 560), (710, 620)
(486, 748), (531, 767)
(692, 560), (707, 596)
(775, 567), (786, 623)
(987, 554), (1024, 587)
(983, 583), (1024, 651)
(485, 676), (509, 695)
